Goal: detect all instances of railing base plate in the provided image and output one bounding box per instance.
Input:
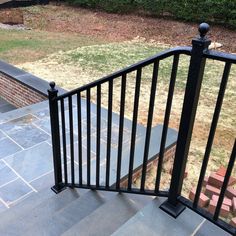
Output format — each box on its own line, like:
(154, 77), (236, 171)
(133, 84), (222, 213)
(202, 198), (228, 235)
(160, 199), (186, 218)
(51, 184), (66, 194)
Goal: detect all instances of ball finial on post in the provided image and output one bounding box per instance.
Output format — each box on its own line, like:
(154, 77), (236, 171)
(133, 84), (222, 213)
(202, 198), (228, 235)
(49, 81), (56, 90)
(198, 23), (210, 39)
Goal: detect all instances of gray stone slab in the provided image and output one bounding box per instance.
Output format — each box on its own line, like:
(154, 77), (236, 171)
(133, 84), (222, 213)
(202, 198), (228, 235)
(4, 142), (53, 182)
(0, 130), (5, 141)
(0, 188), (81, 235)
(0, 61), (26, 77)
(0, 201), (7, 214)
(0, 160), (17, 186)
(0, 178), (32, 205)
(195, 220), (231, 236)
(0, 97), (8, 107)
(32, 108), (50, 119)
(0, 187), (55, 230)
(24, 190), (111, 236)
(112, 197), (204, 236)
(30, 171), (54, 192)
(0, 101), (47, 124)
(63, 193), (152, 236)
(71, 141), (96, 163)
(7, 125), (50, 149)
(33, 117), (51, 134)
(0, 137), (22, 159)
(0, 104), (16, 113)
(0, 114), (38, 133)
(15, 73), (65, 96)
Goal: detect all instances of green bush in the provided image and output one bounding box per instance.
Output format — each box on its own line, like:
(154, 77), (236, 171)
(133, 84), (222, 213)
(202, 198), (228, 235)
(66, 0), (236, 28)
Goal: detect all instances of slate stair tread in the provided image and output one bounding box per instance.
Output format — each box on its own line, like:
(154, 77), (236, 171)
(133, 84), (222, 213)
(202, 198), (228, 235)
(0, 186), (54, 229)
(112, 197), (205, 236)
(62, 193), (152, 236)
(0, 188), (87, 235)
(23, 190), (117, 236)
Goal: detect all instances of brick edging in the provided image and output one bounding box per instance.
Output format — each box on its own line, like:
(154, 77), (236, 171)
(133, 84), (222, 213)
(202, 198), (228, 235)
(0, 60), (65, 108)
(119, 143), (177, 188)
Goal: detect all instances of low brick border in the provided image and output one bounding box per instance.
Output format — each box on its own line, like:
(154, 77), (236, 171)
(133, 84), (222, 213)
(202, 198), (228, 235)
(0, 60), (65, 108)
(120, 143), (176, 188)
(0, 72), (47, 108)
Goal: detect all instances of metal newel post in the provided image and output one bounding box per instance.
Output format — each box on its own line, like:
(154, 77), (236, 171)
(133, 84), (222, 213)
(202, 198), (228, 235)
(160, 23), (211, 217)
(48, 81), (65, 193)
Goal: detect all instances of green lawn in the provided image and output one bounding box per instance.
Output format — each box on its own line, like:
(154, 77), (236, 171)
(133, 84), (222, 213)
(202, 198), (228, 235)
(0, 29), (105, 64)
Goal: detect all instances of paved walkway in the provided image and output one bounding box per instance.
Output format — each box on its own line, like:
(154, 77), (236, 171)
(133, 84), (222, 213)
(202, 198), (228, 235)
(0, 97), (16, 113)
(0, 100), (177, 212)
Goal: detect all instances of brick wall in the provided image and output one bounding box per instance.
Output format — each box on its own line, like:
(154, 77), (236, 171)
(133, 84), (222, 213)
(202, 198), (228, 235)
(0, 72), (47, 108)
(120, 144), (176, 188)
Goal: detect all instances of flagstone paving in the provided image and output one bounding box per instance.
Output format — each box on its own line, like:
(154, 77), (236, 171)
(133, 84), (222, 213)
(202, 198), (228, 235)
(0, 100), (177, 211)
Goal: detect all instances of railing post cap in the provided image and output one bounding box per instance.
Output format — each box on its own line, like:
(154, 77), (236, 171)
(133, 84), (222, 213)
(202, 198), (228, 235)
(198, 23), (210, 39)
(49, 81), (56, 90)
(192, 23), (211, 50)
(48, 81), (58, 97)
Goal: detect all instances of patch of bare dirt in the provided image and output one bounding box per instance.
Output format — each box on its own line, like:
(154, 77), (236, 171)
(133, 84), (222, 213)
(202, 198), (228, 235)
(0, 8), (24, 24)
(22, 3), (236, 52)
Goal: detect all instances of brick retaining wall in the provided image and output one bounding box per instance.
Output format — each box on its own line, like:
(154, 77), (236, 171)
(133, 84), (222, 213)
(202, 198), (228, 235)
(0, 72), (47, 108)
(120, 143), (176, 188)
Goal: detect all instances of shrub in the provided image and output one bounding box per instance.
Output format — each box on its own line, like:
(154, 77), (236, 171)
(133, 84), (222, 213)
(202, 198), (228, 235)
(66, 0), (236, 28)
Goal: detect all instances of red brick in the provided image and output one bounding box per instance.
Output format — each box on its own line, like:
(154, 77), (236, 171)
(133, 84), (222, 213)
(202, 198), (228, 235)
(205, 185), (220, 197)
(203, 176), (209, 187)
(216, 167), (227, 177)
(212, 195), (232, 208)
(208, 200), (230, 218)
(233, 197), (236, 214)
(215, 167), (236, 186)
(208, 173), (224, 188)
(229, 176), (236, 186)
(189, 188), (209, 208)
(226, 187), (236, 199)
(230, 217), (236, 227)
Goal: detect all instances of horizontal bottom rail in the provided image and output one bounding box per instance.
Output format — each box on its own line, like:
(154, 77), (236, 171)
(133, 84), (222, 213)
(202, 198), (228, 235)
(65, 183), (169, 197)
(178, 196), (236, 235)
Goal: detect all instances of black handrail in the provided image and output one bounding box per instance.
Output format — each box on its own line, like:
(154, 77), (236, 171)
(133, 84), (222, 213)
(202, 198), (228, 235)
(49, 23), (236, 235)
(55, 47), (191, 100)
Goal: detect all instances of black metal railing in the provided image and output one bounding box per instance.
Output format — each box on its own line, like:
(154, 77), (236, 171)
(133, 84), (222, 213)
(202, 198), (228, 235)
(48, 23), (236, 235)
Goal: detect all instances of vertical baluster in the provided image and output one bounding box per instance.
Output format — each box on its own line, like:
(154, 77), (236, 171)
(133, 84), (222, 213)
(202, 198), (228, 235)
(193, 62), (231, 208)
(155, 55), (179, 192)
(140, 61), (159, 191)
(105, 80), (113, 188)
(116, 74), (127, 189)
(77, 92), (83, 185)
(214, 139), (236, 220)
(86, 89), (91, 186)
(60, 99), (68, 184)
(68, 95), (75, 186)
(127, 68), (142, 190)
(96, 85), (101, 187)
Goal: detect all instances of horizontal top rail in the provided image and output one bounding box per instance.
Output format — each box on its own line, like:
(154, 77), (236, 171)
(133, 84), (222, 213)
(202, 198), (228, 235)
(204, 50), (236, 63)
(55, 47), (192, 100)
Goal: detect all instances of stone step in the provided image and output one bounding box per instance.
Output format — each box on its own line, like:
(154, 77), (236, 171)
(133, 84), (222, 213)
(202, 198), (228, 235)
(112, 197), (205, 236)
(23, 190), (116, 236)
(0, 186), (54, 229)
(0, 188), (87, 235)
(195, 220), (231, 236)
(62, 192), (152, 236)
